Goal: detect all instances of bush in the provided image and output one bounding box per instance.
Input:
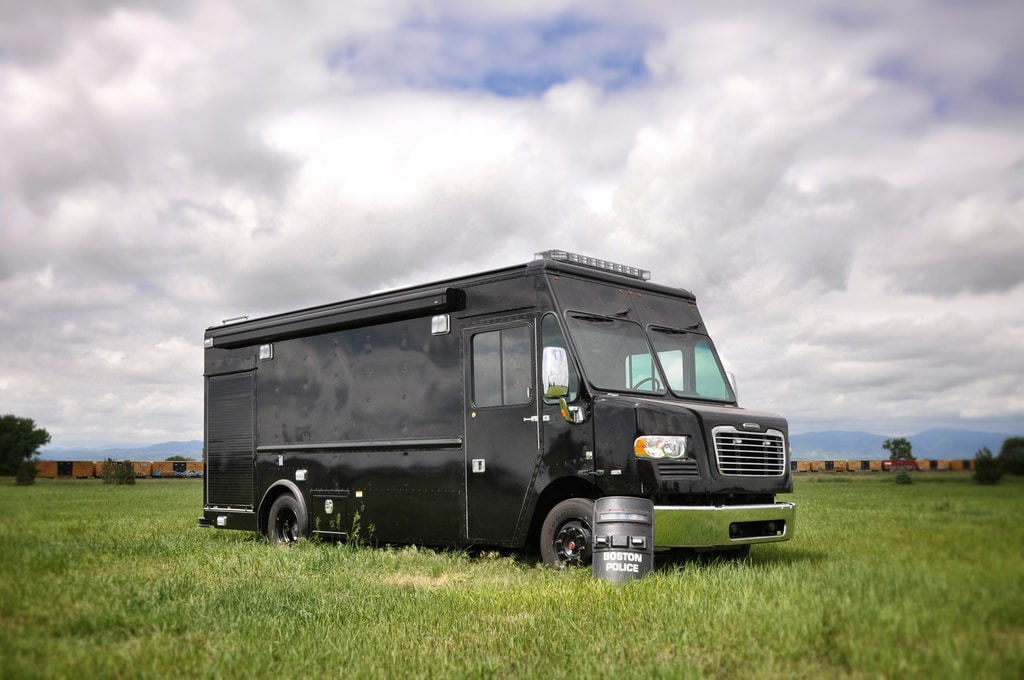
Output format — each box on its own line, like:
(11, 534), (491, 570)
(117, 460), (136, 485)
(101, 458), (119, 484)
(973, 447), (1003, 485)
(894, 469), (913, 485)
(15, 460), (37, 486)
(102, 458), (136, 485)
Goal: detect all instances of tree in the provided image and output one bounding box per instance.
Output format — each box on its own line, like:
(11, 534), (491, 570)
(998, 437), (1024, 476)
(973, 447), (1003, 485)
(882, 437), (914, 461)
(0, 415), (51, 475)
(165, 455), (195, 462)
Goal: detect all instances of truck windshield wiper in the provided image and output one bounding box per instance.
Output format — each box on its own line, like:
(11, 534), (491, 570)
(651, 323), (702, 334)
(572, 314), (615, 324)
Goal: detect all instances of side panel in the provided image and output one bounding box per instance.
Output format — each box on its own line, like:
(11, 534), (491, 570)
(277, 447), (467, 545)
(206, 371), (255, 508)
(252, 314), (467, 545)
(255, 318), (462, 445)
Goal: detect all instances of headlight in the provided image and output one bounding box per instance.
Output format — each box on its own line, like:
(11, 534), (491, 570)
(634, 435), (689, 460)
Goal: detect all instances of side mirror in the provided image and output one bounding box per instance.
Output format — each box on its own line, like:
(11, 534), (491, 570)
(543, 346), (586, 424)
(542, 347), (570, 399)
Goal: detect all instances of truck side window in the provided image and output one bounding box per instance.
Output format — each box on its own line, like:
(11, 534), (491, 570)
(472, 325), (532, 407)
(542, 314), (579, 402)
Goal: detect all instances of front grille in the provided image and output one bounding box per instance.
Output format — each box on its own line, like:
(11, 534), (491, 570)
(713, 426), (787, 476)
(655, 460), (700, 479)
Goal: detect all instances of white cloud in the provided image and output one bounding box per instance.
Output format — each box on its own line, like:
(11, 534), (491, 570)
(1, 0), (1022, 446)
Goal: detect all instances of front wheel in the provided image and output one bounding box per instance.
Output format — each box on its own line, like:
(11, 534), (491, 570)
(266, 494), (307, 544)
(540, 498), (595, 568)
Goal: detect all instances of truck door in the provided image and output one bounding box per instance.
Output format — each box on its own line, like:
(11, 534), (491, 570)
(464, 318), (541, 542)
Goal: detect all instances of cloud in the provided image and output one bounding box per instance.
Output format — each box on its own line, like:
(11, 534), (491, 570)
(880, 192), (1024, 296)
(1, 1), (1022, 446)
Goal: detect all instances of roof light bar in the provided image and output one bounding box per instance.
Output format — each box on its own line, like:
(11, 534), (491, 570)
(535, 250), (651, 281)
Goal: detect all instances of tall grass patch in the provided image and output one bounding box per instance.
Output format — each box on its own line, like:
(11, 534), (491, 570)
(1, 474), (1021, 678)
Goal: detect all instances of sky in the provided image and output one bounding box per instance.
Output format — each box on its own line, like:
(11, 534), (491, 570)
(1, 0), (1022, 449)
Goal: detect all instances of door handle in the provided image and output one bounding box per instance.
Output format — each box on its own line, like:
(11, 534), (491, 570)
(522, 415), (551, 423)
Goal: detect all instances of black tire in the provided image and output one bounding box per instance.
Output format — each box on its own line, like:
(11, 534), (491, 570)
(540, 498), (595, 568)
(266, 494), (306, 544)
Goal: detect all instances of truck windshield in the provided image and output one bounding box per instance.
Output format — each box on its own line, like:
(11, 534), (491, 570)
(566, 314), (733, 401)
(648, 326), (732, 401)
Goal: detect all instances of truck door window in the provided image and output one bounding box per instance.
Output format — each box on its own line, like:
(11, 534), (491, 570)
(472, 325), (532, 407)
(542, 314), (579, 402)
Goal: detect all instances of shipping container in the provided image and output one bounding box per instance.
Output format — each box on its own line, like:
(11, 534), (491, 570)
(55, 461), (93, 478)
(884, 460), (917, 471)
(151, 461), (174, 477)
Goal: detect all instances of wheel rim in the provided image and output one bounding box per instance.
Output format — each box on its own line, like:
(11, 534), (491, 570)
(274, 507), (299, 543)
(554, 520), (591, 565)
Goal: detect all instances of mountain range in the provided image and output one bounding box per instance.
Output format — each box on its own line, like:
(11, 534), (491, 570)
(41, 440), (204, 462)
(39, 429), (1017, 462)
(790, 429), (1013, 460)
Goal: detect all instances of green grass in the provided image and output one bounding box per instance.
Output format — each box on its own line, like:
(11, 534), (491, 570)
(1, 474), (1021, 679)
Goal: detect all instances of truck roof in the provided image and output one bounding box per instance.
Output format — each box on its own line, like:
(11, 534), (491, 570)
(205, 252), (696, 349)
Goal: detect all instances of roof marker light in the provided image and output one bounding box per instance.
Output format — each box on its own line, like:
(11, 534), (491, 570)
(431, 314), (450, 335)
(535, 250), (651, 281)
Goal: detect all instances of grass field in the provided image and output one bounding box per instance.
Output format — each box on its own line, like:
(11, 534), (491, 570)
(1, 473), (1021, 679)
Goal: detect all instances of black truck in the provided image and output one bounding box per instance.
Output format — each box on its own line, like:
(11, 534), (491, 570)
(199, 250), (794, 566)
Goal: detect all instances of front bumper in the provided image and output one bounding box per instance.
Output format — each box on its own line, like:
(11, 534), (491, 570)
(653, 502), (795, 548)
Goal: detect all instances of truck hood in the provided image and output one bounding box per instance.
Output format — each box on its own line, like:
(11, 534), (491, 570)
(602, 394), (788, 439)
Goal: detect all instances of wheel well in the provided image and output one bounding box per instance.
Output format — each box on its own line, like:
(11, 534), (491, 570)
(525, 477), (601, 550)
(258, 482), (306, 536)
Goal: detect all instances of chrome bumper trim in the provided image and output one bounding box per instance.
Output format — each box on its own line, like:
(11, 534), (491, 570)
(653, 502), (795, 548)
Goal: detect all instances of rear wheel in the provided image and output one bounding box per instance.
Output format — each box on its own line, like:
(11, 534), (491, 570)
(540, 498), (595, 568)
(266, 494), (306, 544)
